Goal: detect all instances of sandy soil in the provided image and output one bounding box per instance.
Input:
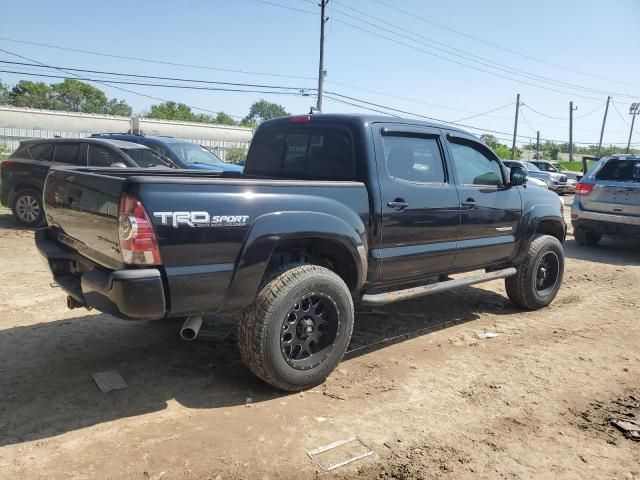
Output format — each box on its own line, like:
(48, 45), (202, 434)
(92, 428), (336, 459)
(0, 197), (638, 479)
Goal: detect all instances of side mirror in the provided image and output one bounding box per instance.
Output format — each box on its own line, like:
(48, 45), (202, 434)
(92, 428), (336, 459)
(110, 162), (127, 168)
(509, 166), (527, 186)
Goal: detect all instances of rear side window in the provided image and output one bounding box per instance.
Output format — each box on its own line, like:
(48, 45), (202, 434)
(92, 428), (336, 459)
(382, 135), (446, 183)
(28, 143), (54, 161)
(245, 124), (356, 180)
(53, 143), (84, 165)
(122, 148), (168, 168)
(88, 145), (121, 167)
(595, 160), (640, 182)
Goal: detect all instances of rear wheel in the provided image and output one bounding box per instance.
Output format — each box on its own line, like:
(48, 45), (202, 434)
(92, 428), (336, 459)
(574, 228), (601, 246)
(506, 235), (564, 310)
(237, 264), (354, 391)
(12, 189), (44, 227)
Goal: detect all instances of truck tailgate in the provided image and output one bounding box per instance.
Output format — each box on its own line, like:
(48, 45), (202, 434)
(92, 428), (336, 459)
(44, 167), (126, 269)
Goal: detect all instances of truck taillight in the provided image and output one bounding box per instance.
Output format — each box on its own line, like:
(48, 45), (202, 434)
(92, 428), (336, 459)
(575, 182), (594, 196)
(118, 193), (162, 265)
(0, 160), (15, 169)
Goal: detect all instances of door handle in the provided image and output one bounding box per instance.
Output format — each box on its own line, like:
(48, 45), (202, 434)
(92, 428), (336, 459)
(461, 198), (476, 209)
(387, 199), (409, 211)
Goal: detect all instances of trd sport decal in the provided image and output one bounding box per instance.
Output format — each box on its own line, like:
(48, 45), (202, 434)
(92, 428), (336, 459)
(154, 211), (250, 228)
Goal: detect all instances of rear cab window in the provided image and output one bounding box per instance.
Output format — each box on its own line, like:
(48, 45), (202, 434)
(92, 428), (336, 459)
(245, 123), (357, 180)
(28, 143), (54, 161)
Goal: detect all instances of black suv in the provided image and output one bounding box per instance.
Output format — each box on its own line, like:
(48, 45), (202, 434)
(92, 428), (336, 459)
(0, 138), (172, 226)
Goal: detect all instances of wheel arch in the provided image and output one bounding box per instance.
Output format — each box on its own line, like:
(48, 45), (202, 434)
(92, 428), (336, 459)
(221, 211), (367, 312)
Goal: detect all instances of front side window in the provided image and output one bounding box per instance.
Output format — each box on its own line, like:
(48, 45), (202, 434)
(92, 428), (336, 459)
(53, 143), (84, 165)
(383, 135), (446, 183)
(88, 145), (121, 167)
(450, 142), (503, 186)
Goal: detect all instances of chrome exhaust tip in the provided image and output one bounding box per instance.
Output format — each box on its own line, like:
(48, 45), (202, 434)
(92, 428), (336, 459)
(179, 315), (203, 341)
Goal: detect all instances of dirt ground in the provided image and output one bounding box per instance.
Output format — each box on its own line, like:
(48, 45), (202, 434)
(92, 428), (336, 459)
(0, 197), (638, 479)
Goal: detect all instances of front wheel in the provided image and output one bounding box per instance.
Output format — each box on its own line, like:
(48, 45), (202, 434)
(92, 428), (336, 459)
(505, 235), (564, 310)
(237, 264), (354, 391)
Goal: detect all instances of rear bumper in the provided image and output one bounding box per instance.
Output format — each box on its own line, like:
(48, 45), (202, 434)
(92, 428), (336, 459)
(572, 218), (640, 239)
(36, 228), (166, 320)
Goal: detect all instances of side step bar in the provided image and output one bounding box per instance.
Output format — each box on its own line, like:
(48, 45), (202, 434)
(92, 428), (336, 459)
(361, 267), (517, 306)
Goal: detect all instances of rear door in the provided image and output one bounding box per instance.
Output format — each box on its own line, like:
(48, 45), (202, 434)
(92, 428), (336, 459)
(445, 133), (522, 269)
(582, 158), (640, 216)
(375, 125), (460, 282)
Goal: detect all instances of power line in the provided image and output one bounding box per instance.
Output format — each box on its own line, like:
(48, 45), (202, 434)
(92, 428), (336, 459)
(328, 17), (608, 102)
(452, 102), (515, 123)
(0, 69), (311, 96)
(0, 36), (316, 80)
(573, 102), (604, 120)
(611, 100), (630, 127)
(369, 0), (640, 89)
(324, 0), (636, 100)
(0, 47), (249, 118)
(521, 104), (565, 120)
(0, 60), (312, 91)
(324, 90), (636, 145)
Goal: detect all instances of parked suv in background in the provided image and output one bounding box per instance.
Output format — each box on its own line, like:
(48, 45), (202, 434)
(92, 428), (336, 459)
(525, 162), (575, 194)
(572, 154), (640, 245)
(0, 138), (173, 227)
(91, 134), (244, 173)
(529, 160), (582, 181)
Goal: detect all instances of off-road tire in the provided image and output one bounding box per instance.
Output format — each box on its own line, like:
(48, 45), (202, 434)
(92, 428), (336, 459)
(505, 235), (564, 310)
(12, 189), (44, 227)
(574, 228), (601, 246)
(237, 264), (354, 391)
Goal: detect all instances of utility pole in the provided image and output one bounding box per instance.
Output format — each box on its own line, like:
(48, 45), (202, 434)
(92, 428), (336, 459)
(536, 130), (540, 160)
(511, 93), (520, 160)
(316, 0), (329, 112)
(569, 101), (577, 163)
(626, 102), (640, 154)
(596, 96), (610, 158)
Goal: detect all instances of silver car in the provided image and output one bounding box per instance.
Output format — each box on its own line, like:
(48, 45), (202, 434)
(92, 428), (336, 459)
(571, 154), (640, 245)
(524, 162), (575, 195)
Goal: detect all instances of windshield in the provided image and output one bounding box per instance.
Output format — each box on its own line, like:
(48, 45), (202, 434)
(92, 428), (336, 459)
(167, 142), (224, 165)
(525, 162), (541, 172)
(122, 148), (173, 168)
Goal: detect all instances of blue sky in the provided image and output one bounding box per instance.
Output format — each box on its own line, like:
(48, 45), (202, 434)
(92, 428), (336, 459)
(1, 0), (639, 147)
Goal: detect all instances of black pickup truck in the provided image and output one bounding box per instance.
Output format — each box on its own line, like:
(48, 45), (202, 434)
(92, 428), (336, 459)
(36, 114), (566, 391)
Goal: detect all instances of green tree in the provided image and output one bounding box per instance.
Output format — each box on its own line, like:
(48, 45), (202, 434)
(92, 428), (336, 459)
(0, 81), (10, 105)
(242, 99), (288, 125)
(480, 134), (500, 149)
(215, 111), (237, 125)
(51, 78), (108, 113)
(11, 80), (57, 109)
(106, 98), (133, 116)
(225, 146), (248, 164)
(148, 101), (211, 122)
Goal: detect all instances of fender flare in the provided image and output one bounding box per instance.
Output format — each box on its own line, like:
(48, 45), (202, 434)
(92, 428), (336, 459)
(514, 203), (566, 263)
(221, 211), (367, 311)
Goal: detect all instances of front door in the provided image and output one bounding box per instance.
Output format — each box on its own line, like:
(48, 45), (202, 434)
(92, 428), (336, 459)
(375, 126), (461, 283)
(444, 134), (522, 269)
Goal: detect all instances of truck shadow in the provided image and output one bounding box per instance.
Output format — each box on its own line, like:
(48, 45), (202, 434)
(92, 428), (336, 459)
(564, 237), (640, 266)
(0, 286), (515, 447)
(0, 212), (32, 232)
